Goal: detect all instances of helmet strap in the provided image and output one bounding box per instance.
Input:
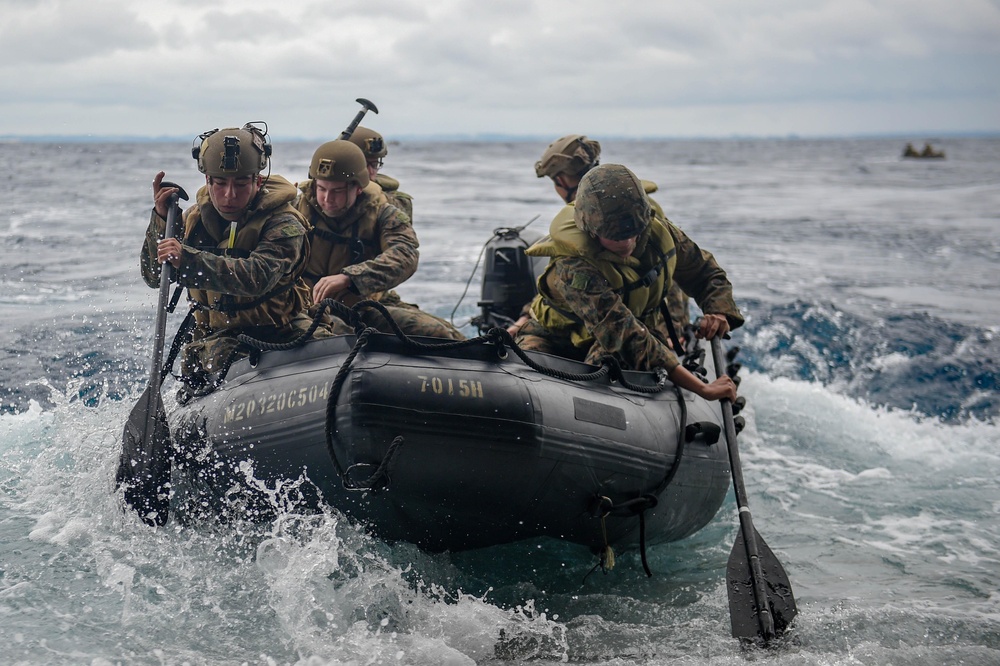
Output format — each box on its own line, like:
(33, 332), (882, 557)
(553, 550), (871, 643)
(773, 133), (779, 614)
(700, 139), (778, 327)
(553, 174), (580, 203)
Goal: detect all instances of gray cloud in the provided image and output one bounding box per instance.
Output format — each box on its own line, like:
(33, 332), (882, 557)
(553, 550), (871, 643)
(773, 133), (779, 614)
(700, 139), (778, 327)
(0, 1), (154, 64)
(0, 0), (997, 137)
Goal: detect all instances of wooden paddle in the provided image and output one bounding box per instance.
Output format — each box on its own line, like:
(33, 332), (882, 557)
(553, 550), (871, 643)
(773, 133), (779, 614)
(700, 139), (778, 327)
(710, 336), (797, 645)
(116, 184), (188, 526)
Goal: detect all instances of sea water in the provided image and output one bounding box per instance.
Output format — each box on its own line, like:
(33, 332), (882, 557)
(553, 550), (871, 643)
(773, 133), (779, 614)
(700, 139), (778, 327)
(1, 137), (998, 665)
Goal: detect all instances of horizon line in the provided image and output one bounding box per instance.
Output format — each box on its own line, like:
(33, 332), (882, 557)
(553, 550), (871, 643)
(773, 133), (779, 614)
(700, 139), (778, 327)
(2, 130), (999, 143)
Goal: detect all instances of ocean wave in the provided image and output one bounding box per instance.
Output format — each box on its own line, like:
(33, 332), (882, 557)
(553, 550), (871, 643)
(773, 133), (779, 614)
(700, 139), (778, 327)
(734, 299), (998, 423)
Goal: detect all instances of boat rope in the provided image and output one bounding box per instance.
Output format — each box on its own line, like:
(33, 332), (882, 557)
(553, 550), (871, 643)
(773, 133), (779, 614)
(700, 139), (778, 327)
(601, 515), (616, 571)
(173, 295), (676, 396)
(313, 325), (406, 492)
(589, 493), (661, 577)
(449, 230), (493, 328)
(582, 510), (618, 582)
(652, 383), (689, 496)
(323, 327), (374, 490)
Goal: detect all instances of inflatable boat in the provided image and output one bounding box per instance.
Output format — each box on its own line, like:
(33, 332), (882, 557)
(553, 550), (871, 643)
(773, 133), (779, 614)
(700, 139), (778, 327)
(168, 327), (739, 555)
(129, 227), (743, 558)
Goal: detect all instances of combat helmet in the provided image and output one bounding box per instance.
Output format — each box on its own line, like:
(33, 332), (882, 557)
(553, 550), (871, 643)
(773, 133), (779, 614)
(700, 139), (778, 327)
(347, 126), (388, 160)
(192, 122), (271, 177)
(534, 135), (601, 178)
(574, 164), (651, 241)
(308, 140), (370, 188)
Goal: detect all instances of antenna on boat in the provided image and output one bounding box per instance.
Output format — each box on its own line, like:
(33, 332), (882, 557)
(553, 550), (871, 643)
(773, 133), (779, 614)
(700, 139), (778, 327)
(512, 213), (540, 232)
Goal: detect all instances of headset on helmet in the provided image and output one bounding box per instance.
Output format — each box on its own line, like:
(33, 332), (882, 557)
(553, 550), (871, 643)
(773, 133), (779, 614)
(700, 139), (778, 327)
(191, 122), (272, 177)
(347, 126), (388, 160)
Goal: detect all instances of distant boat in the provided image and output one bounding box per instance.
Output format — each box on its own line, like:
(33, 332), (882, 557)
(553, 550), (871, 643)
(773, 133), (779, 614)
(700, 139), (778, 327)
(903, 142), (945, 159)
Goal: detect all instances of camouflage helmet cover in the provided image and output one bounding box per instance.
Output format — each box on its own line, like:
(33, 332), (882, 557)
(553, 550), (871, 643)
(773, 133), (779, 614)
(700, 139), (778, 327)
(534, 134), (601, 178)
(193, 123), (270, 177)
(347, 126), (388, 160)
(308, 140), (371, 188)
(574, 164), (651, 241)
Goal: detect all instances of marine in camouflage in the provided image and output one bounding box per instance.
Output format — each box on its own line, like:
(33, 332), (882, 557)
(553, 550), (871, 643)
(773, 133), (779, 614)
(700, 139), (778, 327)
(527, 137), (691, 336)
(140, 174), (341, 385)
(369, 173), (414, 308)
(534, 135), (601, 179)
(297, 180), (464, 340)
(517, 180), (742, 372)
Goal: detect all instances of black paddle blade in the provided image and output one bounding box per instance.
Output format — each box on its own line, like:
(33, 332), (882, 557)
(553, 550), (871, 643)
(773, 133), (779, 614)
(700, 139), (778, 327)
(726, 527), (797, 643)
(116, 386), (171, 526)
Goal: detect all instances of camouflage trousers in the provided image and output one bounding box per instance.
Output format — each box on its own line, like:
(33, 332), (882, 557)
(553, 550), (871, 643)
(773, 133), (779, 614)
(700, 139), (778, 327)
(309, 292), (465, 340)
(359, 301), (465, 340)
(376, 289), (405, 308)
(514, 319), (598, 364)
(180, 312), (341, 382)
(514, 316), (677, 370)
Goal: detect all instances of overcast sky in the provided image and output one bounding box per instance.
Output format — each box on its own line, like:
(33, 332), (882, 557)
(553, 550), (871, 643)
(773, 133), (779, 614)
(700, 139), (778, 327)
(2, 0), (998, 140)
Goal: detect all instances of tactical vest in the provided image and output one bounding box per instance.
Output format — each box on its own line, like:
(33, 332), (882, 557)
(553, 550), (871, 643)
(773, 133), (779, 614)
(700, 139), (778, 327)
(374, 173), (414, 221)
(526, 203), (677, 348)
(182, 175), (309, 331)
(297, 180), (389, 306)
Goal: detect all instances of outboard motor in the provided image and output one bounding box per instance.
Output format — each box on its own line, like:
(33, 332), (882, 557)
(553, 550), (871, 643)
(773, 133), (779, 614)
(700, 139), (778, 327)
(472, 226), (547, 335)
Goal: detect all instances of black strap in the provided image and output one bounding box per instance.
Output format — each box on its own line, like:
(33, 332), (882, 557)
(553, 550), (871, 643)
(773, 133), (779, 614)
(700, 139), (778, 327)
(639, 510), (652, 577)
(616, 246), (676, 297)
(659, 300), (685, 356)
(308, 225), (375, 265)
(167, 284), (185, 313)
(161, 308), (197, 383)
(538, 294), (585, 325)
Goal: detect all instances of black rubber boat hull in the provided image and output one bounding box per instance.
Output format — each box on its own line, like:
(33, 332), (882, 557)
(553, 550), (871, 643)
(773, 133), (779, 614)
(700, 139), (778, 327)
(170, 334), (732, 553)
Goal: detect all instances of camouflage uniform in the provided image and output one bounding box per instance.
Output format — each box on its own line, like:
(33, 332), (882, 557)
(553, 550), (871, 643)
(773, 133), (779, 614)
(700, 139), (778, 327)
(517, 202), (742, 373)
(373, 173), (413, 221)
(532, 135), (690, 336)
(348, 126), (415, 223)
(296, 180), (464, 340)
(140, 175), (338, 382)
(371, 173), (414, 310)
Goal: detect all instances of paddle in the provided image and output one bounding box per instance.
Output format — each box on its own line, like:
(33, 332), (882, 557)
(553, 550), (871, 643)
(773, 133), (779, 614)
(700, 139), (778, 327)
(116, 183), (188, 526)
(710, 336), (797, 645)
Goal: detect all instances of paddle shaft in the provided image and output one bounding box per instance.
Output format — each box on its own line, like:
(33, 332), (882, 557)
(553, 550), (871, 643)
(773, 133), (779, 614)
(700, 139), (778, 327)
(711, 337), (776, 641)
(144, 194), (179, 439)
(339, 98), (378, 141)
